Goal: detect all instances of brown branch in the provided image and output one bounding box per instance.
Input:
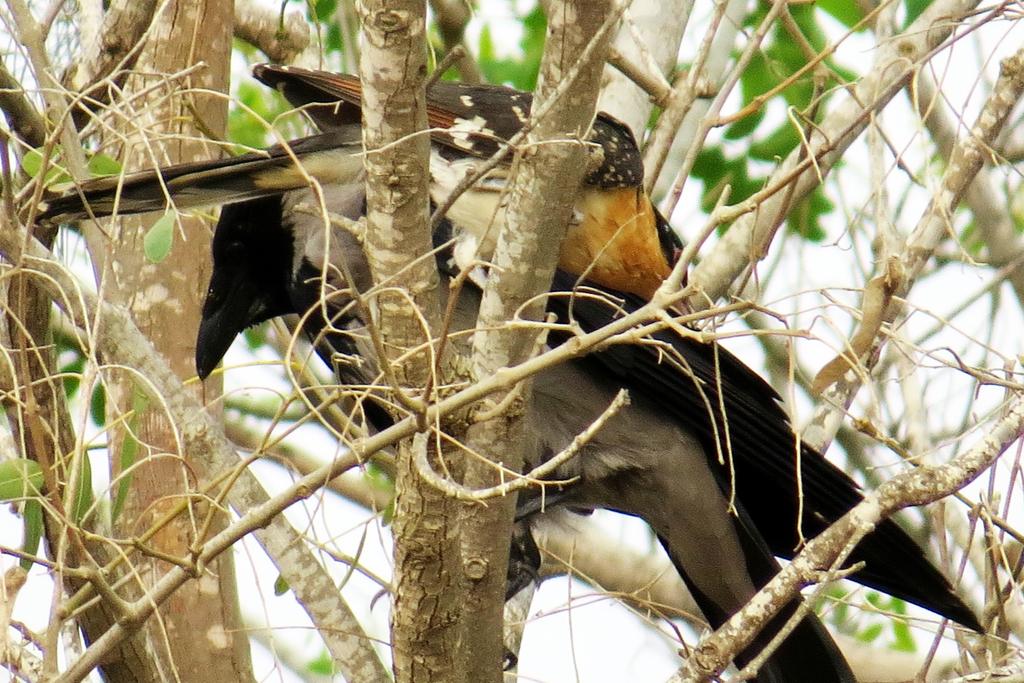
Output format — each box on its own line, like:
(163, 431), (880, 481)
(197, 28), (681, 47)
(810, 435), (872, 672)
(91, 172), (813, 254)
(0, 58), (46, 148)
(63, 0), (158, 123)
(428, 0), (482, 83)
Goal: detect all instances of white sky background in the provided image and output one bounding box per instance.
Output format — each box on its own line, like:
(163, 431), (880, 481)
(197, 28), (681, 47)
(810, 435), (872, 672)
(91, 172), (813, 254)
(3, 1), (1024, 682)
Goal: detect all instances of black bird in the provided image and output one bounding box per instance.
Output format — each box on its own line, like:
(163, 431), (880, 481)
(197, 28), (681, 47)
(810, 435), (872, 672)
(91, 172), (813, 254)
(40, 65), (983, 681)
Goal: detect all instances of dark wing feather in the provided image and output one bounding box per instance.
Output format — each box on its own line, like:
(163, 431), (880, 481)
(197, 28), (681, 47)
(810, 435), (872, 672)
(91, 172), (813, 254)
(545, 270), (980, 631)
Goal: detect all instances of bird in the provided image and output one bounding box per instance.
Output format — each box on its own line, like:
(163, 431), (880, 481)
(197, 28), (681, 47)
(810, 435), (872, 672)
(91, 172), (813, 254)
(38, 64), (982, 681)
(40, 65), (679, 303)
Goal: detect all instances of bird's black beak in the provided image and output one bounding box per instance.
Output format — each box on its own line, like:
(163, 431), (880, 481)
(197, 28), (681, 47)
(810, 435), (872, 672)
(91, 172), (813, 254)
(195, 271), (275, 379)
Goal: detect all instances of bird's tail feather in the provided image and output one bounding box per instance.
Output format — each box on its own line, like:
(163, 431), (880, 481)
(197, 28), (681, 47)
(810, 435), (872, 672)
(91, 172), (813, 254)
(38, 129), (363, 223)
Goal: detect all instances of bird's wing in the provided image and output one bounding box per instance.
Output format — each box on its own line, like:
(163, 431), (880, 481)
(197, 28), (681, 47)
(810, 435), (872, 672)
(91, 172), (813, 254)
(252, 64), (647, 190)
(537, 269), (979, 630)
(528, 357), (855, 681)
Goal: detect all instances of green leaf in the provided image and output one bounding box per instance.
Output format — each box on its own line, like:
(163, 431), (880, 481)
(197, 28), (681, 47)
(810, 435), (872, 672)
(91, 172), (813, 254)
(787, 190), (833, 242)
(325, 22), (343, 54)
(364, 462), (395, 491)
(310, 0), (336, 21)
(144, 211), (175, 263)
(892, 616), (916, 651)
(0, 459), (44, 500)
(478, 5), (544, 89)
(87, 153), (122, 178)
(60, 355), (85, 398)
(723, 108), (764, 140)
(70, 454), (94, 524)
(307, 651), (335, 676)
(89, 382), (106, 425)
(21, 148), (44, 177)
(381, 496), (396, 525)
(243, 324), (267, 351)
(904, 0), (931, 27)
(113, 387), (150, 522)
(273, 573), (290, 596)
(857, 623), (884, 643)
(20, 499), (44, 571)
(819, 0), (865, 28)
(749, 123), (801, 161)
(22, 147), (70, 186)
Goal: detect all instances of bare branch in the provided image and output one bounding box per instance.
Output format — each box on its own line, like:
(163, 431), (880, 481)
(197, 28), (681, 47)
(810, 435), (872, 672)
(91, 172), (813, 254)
(806, 43), (1024, 450)
(234, 0), (315, 66)
(688, 0), (984, 306)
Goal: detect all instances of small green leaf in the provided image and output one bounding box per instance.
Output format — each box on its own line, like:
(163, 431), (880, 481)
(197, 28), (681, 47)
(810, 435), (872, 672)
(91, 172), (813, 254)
(21, 499), (44, 570)
(22, 147), (70, 186)
(273, 574), (290, 596)
(60, 355), (85, 398)
(892, 617), (916, 651)
(381, 496), (396, 525)
(787, 190), (833, 242)
(857, 623), (884, 643)
(307, 651), (335, 676)
(904, 0), (931, 28)
(749, 122), (801, 161)
(144, 212), (175, 263)
(364, 461), (395, 490)
(310, 0), (336, 20)
(87, 153), (122, 178)
(325, 22), (343, 53)
(0, 459), (44, 500)
(113, 387), (149, 522)
(90, 382), (106, 425)
(21, 148), (44, 177)
(243, 325), (267, 351)
(723, 109), (764, 140)
(70, 455), (94, 524)
(819, 0), (865, 28)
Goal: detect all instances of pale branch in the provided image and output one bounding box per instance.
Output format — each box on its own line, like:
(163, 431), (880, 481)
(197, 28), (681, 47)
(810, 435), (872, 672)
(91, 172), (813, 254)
(355, 4), (457, 682)
(645, 0), (750, 197)
(687, 0), (984, 307)
(0, 231), (387, 682)
(672, 393), (1024, 682)
(223, 418), (393, 513)
(7, 0), (96, 235)
(945, 662), (1024, 683)
(64, 0), (158, 105)
(597, 0), (689, 136)
(913, 72), (1024, 305)
(234, 0), (315, 66)
(358, 3), (437, 370)
(413, 389), (628, 502)
(805, 45), (1024, 451)
(458, 2), (620, 677)
(607, 46), (673, 107)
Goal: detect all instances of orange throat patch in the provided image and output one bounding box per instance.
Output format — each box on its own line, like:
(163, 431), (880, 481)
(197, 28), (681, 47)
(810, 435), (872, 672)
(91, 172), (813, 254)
(559, 187), (671, 299)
